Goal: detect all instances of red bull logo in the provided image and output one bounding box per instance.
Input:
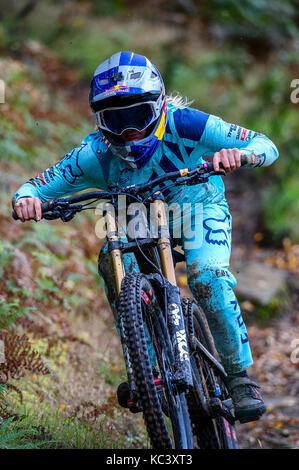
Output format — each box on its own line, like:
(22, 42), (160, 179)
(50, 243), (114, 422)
(104, 85), (130, 97)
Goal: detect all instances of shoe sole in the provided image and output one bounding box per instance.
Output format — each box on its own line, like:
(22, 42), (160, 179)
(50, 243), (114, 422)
(236, 405), (267, 424)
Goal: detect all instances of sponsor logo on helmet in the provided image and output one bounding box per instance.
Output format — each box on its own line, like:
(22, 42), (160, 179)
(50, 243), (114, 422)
(104, 85), (130, 97)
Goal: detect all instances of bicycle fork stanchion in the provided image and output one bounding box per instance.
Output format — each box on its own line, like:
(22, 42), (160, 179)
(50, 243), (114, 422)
(152, 196), (176, 286)
(153, 196), (193, 389)
(104, 203), (125, 295)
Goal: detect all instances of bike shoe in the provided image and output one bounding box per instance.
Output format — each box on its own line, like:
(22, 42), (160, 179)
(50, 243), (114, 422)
(116, 382), (142, 414)
(226, 376), (267, 423)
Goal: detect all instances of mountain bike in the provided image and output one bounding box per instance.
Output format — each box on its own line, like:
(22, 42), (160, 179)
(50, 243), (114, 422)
(12, 153), (264, 449)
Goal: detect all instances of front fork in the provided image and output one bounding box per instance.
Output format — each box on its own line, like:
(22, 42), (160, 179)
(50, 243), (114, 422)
(104, 195), (193, 392)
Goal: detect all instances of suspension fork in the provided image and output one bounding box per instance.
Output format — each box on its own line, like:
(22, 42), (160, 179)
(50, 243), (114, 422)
(103, 203), (138, 397)
(152, 195), (193, 389)
(104, 203), (125, 295)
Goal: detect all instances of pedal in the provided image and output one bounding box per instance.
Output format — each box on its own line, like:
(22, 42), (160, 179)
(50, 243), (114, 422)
(117, 382), (142, 414)
(207, 397), (236, 425)
(222, 398), (234, 410)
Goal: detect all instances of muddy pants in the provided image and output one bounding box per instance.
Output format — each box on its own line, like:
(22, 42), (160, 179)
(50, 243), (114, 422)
(98, 199), (253, 375)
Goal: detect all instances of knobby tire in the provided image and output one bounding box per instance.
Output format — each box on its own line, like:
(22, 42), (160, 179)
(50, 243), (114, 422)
(118, 273), (193, 449)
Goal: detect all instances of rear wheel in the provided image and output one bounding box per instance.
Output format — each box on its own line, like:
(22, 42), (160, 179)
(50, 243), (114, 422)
(118, 273), (194, 449)
(182, 298), (239, 449)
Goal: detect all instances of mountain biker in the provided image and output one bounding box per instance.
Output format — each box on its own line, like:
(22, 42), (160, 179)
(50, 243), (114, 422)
(12, 51), (278, 424)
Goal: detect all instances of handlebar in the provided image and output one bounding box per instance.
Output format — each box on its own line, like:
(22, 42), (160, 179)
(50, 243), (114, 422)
(12, 153), (264, 221)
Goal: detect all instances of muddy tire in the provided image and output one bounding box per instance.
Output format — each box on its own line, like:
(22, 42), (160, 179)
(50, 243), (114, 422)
(118, 273), (193, 449)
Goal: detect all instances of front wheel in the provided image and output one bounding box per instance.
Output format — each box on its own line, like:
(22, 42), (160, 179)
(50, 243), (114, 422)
(118, 273), (194, 449)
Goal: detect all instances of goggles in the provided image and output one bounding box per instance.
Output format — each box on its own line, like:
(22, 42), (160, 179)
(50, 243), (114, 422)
(96, 101), (158, 136)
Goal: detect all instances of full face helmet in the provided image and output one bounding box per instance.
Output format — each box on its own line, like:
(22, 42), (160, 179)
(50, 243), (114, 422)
(89, 51), (167, 169)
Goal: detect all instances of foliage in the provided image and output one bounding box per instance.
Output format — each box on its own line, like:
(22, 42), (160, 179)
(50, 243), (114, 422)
(0, 300), (35, 330)
(11, 403), (123, 449)
(0, 416), (53, 449)
(0, 331), (51, 383)
(0, 56), (91, 174)
(0, 0), (298, 450)
(0, 240), (14, 278)
(203, 0), (298, 44)
(263, 176), (299, 241)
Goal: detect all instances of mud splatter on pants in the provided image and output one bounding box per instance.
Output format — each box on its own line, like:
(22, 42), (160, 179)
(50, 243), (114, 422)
(182, 200), (253, 374)
(98, 199), (253, 375)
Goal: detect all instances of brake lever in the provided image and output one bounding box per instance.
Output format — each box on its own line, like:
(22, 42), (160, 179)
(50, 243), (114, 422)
(42, 203), (83, 222)
(208, 170), (226, 177)
(185, 169), (225, 186)
(60, 204), (84, 222)
(43, 211), (61, 220)
(60, 210), (77, 222)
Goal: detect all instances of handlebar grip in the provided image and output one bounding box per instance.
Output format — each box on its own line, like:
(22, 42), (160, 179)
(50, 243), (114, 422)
(12, 209), (19, 220)
(203, 152), (263, 172)
(12, 200), (53, 221)
(241, 153), (257, 166)
(241, 153), (265, 167)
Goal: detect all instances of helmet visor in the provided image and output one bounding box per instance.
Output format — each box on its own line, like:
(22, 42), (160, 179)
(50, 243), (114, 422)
(96, 102), (156, 135)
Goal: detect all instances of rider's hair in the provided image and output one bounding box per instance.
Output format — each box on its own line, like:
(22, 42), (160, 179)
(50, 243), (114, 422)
(166, 92), (194, 108)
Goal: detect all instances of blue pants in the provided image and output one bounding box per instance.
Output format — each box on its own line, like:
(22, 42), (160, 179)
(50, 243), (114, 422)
(98, 199), (253, 374)
(180, 199), (253, 373)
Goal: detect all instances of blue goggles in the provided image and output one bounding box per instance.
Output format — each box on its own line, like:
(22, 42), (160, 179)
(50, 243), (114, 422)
(96, 102), (157, 135)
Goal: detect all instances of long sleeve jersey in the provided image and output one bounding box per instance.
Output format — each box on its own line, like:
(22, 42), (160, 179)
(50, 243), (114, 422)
(12, 103), (279, 207)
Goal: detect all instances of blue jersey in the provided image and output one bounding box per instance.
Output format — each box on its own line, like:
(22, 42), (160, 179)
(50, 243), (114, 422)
(13, 103), (278, 206)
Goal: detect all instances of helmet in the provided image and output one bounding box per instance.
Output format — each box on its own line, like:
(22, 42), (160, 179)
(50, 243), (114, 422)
(89, 51), (167, 169)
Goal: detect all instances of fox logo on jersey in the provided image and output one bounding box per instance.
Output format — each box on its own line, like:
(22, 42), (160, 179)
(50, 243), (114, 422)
(58, 143), (86, 184)
(203, 214), (231, 248)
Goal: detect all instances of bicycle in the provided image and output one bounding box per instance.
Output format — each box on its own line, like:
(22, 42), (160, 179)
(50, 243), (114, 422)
(12, 153), (264, 449)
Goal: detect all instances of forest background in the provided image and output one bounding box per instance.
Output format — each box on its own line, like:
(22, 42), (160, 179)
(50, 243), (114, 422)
(0, 0), (298, 449)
